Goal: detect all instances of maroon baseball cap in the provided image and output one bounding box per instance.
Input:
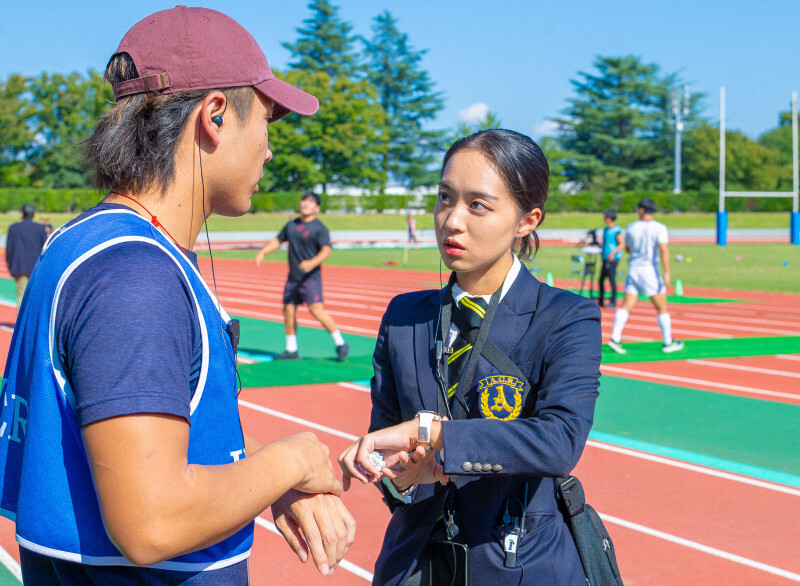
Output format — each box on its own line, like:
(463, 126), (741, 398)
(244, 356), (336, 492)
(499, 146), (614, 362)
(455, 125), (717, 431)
(111, 5), (318, 122)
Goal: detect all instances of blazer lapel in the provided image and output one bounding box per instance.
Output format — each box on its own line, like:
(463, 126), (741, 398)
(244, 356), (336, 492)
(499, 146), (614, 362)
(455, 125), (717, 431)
(414, 291), (443, 412)
(490, 267), (540, 357)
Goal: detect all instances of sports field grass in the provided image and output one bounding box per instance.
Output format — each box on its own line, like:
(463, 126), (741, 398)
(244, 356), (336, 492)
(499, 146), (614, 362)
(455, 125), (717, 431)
(204, 211), (793, 232)
(0, 210), (794, 234)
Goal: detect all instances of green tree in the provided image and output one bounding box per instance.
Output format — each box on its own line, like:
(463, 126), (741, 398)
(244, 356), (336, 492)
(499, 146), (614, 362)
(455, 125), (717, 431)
(450, 109), (502, 145)
(261, 69), (388, 193)
(554, 56), (691, 191)
(683, 123), (785, 198)
(364, 11), (445, 189)
(758, 110), (798, 191)
(26, 70), (112, 188)
(539, 136), (569, 194)
(283, 0), (358, 80)
(0, 74), (36, 186)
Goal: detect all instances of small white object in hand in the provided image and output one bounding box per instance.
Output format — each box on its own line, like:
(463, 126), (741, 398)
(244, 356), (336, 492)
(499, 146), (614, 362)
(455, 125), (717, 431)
(369, 451), (386, 469)
(356, 451), (386, 477)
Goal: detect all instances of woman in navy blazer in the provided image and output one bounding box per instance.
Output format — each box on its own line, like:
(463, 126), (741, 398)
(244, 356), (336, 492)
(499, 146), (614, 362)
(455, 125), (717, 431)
(340, 129), (601, 585)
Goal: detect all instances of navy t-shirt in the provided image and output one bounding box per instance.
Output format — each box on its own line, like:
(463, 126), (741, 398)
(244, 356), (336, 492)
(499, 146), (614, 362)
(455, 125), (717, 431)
(277, 217), (331, 281)
(31, 203), (248, 583)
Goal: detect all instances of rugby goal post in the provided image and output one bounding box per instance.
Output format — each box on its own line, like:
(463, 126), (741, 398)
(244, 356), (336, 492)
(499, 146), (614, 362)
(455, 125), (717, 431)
(717, 88), (799, 246)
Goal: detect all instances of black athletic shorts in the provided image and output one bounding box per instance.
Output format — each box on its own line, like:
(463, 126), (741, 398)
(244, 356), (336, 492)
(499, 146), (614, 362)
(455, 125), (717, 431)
(283, 277), (323, 305)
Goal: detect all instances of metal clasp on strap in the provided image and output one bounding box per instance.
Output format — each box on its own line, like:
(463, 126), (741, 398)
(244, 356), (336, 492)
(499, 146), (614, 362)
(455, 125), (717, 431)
(558, 476), (585, 517)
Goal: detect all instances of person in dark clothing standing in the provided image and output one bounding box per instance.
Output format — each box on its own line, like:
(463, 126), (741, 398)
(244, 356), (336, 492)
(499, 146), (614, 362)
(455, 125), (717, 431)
(5, 203), (48, 308)
(255, 191), (349, 361)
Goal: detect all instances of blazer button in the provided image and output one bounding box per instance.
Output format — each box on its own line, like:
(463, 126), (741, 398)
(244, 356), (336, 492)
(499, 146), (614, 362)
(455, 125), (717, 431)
(492, 464), (503, 472)
(461, 462), (473, 472)
(481, 463), (492, 472)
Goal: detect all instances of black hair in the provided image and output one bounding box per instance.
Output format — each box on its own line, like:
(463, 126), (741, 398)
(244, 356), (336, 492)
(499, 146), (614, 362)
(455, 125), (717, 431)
(638, 198), (657, 214)
(22, 204), (36, 219)
(85, 53), (256, 194)
(603, 209), (617, 221)
(301, 190), (321, 206)
(441, 129), (549, 259)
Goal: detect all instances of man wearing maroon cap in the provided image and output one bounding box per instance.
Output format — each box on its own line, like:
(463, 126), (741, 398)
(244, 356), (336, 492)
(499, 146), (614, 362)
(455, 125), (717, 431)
(0, 6), (354, 584)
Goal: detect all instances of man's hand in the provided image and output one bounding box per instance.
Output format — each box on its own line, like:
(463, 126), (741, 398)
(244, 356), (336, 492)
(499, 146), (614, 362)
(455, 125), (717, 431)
(297, 259), (314, 273)
(271, 490), (356, 576)
(274, 432), (342, 496)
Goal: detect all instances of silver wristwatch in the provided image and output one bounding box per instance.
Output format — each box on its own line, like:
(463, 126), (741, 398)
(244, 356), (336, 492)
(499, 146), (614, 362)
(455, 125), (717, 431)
(416, 410), (442, 450)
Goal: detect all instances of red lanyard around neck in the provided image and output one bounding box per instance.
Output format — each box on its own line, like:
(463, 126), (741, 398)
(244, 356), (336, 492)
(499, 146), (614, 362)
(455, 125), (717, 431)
(109, 191), (189, 259)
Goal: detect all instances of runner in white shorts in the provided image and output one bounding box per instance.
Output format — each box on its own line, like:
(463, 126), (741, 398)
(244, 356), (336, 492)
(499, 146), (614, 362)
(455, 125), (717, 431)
(608, 198), (684, 355)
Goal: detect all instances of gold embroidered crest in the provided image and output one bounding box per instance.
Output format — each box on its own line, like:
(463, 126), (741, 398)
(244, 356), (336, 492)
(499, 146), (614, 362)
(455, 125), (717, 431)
(478, 374), (523, 421)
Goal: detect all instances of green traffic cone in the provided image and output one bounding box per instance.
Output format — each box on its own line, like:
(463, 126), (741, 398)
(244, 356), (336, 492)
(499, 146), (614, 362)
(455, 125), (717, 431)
(546, 272), (554, 287)
(675, 279), (684, 297)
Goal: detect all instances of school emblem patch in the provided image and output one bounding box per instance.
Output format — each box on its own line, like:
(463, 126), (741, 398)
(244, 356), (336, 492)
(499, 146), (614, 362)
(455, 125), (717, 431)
(478, 374), (524, 421)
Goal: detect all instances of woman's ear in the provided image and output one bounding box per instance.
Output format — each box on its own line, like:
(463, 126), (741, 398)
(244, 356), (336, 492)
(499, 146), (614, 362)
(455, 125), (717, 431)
(516, 208), (542, 238)
(199, 91), (227, 147)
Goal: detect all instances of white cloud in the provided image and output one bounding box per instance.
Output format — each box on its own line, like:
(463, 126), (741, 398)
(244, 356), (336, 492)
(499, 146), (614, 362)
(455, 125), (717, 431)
(532, 119), (559, 139)
(458, 102), (491, 124)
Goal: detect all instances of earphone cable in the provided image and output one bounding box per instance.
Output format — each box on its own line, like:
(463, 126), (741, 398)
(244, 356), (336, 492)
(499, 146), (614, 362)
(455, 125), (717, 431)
(198, 115), (243, 396)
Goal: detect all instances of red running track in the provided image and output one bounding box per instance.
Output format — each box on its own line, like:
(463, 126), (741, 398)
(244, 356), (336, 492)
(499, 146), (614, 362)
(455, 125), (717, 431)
(1, 260), (800, 583)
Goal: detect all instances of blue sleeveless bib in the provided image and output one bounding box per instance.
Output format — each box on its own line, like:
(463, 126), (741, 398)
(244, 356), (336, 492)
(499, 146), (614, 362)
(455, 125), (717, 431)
(0, 209), (252, 571)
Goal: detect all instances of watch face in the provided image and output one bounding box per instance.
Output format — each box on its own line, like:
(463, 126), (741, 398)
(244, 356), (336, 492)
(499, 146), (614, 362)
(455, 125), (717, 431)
(418, 426), (431, 443)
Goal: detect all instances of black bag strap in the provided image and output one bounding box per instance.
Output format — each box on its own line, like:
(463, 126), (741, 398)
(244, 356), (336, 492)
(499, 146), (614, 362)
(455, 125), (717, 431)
(556, 476), (586, 517)
(556, 476), (624, 585)
(450, 309), (532, 410)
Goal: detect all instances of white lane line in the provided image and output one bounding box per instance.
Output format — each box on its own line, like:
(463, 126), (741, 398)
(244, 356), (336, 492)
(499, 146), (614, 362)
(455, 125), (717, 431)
(241, 403), (800, 580)
(230, 308), (378, 336)
(254, 517), (373, 582)
(683, 312), (800, 328)
(0, 325), (14, 333)
(0, 544), (21, 582)
(687, 359), (800, 379)
(600, 514), (800, 582)
(600, 365), (800, 401)
(586, 440), (800, 497)
(239, 400), (800, 496)
(610, 321), (731, 339)
(672, 319), (796, 336)
(338, 382), (371, 393)
(777, 354), (800, 362)
(238, 400), (358, 441)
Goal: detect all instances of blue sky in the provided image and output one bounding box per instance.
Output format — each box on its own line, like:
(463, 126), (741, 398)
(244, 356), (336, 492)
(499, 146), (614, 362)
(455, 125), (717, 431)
(2, 1), (798, 140)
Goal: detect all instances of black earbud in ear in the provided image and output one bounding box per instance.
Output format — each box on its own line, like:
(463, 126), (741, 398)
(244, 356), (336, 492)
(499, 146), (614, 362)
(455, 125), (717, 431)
(212, 115), (223, 127)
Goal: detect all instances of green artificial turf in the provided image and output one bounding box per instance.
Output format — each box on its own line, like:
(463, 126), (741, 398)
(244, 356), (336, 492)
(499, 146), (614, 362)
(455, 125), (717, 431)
(593, 374), (800, 477)
(601, 336), (800, 363)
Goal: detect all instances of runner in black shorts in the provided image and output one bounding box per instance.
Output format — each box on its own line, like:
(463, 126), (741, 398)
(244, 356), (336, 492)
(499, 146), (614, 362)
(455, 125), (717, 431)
(255, 191), (349, 361)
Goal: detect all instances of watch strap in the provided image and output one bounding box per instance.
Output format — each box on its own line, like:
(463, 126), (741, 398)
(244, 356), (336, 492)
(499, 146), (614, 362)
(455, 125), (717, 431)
(416, 410), (441, 449)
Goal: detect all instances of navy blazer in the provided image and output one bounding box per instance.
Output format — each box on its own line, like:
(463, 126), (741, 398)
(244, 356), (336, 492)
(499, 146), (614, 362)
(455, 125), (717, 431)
(369, 268), (601, 585)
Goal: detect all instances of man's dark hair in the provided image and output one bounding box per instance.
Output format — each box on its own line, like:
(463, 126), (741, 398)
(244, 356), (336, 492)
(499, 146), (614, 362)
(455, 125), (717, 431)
(638, 198), (657, 214)
(85, 53), (256, 195)
(603, 209), (617, 221)
(301, 191), (322, 206)
(441, 129), (549, 259)
(21, 204), (36, 219)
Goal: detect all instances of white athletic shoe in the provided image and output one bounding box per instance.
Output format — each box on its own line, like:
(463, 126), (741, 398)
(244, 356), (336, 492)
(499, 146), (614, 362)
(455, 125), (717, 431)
(662, 340), (685, 353)
(607, 339), (627, 355)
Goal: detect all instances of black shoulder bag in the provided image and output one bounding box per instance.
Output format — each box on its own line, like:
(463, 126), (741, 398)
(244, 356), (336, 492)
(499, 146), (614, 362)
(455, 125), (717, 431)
(556, 476), (624, 585)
